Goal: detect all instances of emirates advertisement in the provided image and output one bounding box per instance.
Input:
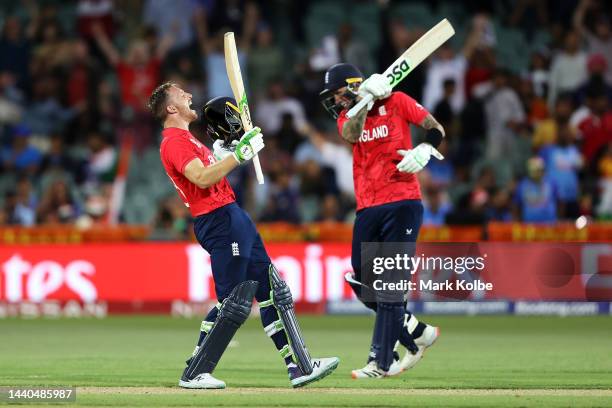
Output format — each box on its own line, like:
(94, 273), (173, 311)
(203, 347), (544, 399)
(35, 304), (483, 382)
(0, 243), (611, 315)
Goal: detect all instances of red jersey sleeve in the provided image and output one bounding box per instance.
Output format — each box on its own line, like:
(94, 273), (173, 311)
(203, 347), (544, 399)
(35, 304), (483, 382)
(164, 137), (199, 174)
(395, 92), (429, 125)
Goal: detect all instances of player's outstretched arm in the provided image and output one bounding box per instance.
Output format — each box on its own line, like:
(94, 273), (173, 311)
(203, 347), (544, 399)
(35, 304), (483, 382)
(341, 107), (367, 144)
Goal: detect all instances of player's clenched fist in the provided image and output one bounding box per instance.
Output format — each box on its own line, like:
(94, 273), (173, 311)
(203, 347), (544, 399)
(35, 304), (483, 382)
(396, 143), (444, 173)
(359, 73), (392, 101)
(233, 127), (264, 164)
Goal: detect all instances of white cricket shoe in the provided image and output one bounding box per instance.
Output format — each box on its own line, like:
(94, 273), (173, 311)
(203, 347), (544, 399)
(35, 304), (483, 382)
(289, 357), (339, 388)
(386, 355), (404, 376)
(351, 361), (386, 379)
(179, 373), (226, 389)
(400, 324), (440, 370)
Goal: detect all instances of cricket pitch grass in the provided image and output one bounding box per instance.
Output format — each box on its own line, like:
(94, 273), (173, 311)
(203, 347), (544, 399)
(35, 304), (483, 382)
(1, 315), (611, 407)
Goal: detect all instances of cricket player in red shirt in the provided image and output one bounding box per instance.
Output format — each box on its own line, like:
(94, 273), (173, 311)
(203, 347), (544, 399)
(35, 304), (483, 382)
(149, 83), (338, 389)
(320, 64), (443, 378)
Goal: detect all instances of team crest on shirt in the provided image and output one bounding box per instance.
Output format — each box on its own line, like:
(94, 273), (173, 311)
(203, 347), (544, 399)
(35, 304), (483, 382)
(189, 137), (204, 149)
(378, 105), (387, 116)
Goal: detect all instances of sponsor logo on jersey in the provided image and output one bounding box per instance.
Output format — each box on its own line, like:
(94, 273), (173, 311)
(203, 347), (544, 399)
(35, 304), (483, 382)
(359, 125), (389, 143)
(378, 105), (387, 116)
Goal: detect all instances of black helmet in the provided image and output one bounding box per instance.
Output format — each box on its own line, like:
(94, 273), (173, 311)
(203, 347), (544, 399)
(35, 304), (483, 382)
(319, 63), (364, 119)
(202, 96), (243, 144)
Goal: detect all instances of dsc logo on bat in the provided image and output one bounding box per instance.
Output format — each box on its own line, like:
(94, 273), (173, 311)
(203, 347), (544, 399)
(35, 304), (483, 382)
(386, 60), (411, 85)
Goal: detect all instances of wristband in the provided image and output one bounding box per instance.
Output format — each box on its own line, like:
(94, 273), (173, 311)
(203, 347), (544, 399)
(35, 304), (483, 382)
(425, 128), (444, 148)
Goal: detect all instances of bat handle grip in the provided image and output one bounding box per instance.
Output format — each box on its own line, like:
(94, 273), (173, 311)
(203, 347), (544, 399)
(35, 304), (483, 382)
(252, 154), (265, 184)
(346, 94), (373, 119)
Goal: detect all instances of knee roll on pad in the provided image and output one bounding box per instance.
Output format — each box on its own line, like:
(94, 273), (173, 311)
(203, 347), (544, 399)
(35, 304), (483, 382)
(183, 280), (258, 380)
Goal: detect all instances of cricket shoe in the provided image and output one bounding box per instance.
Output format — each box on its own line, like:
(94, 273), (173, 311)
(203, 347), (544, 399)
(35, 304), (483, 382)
(351, 361), (387, 379)
(400, 324), (440, 370)
(289, 357), (340, 388)
(385, 352), (404, 377)
(178, 373), (226, 389)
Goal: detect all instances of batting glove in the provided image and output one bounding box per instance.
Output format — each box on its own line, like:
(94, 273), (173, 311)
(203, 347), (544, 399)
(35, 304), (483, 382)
(233, 127), (264, 164)
(396, 143), (444, 173)
(359, 73), (392, 101)
(212, 139), (238, 162)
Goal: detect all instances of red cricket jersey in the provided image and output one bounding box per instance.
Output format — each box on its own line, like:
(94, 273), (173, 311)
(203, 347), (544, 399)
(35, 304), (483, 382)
(337, 92), (429, 210)
(160, 127), (235, 216)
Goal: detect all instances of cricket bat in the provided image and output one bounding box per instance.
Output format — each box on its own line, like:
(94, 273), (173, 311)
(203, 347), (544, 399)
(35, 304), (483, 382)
(346, 19), (455, 118)
(224, 32), (265, 184)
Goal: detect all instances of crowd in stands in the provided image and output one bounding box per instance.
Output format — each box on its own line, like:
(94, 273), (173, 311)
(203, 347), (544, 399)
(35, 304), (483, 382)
(0, 0), (611, 238)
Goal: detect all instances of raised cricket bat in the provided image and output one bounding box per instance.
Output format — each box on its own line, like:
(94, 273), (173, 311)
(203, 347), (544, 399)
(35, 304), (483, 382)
(224, 32), (265, 184)
(346, 19), (455, 118)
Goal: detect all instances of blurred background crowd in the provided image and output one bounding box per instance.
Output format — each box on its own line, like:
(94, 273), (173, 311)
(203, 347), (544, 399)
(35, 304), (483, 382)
(0, 0), (611, 238)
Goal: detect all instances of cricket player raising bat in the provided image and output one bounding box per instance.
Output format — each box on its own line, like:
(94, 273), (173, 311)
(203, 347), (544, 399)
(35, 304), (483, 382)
(320, 64), (442, 378)
(149, 83), (338, 389)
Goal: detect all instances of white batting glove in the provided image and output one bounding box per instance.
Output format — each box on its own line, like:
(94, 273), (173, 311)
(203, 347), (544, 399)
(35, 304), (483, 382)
(212, 139), (238, 162)
(359, 73), (392, 101)
(233, 127), (264, 164)
(396, 143), (444, 173)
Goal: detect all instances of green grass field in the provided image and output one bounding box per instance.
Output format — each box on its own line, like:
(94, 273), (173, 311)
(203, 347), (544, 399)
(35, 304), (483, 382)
(1, 315), (611, 407)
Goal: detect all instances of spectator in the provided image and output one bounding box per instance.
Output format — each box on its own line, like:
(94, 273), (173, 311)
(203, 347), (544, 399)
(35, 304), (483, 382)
(423, 16), (483, 113)
(39, 134), (86, 183)
(2, 177), (37, 226)
(92, 22), (172, 115)
(0, 124), (42, 175)
(36, 180), (80, 224)
(378, 10), (425, 101)
(532, 94), (575, 149)
(316, 194), (343, 223)
(548, 30), (587, 108)
(143, 0), (198, 51)
(518, 77), (549, 127)
(150, 195), (192, 240)
(484, 69), (526, 160)
(337, 23), (374, 76)
(248, 23), (284, 100)
(486, 188), (513, 222)
(259, 171), (301, 224)
(255, 80), (307, 135)
(64, 39), (101, 112)
(464, 14), (497, 99)
(577, 87), (612, 163)
(0, 16), (33, 92)
(573, 0), (612, 84)
(195, 3), (257, 99)
(540, 124), (583, 218)
(514, 157), (558, 223)
(432, 79), (456, 129)
(85, 130), (117, 187)
(527, 51), (549, 99)
(423, 186), (452, 226)
(305, 124), (354, 199)
(31, 19), (73, 77)
(574, 54), (612, 105)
